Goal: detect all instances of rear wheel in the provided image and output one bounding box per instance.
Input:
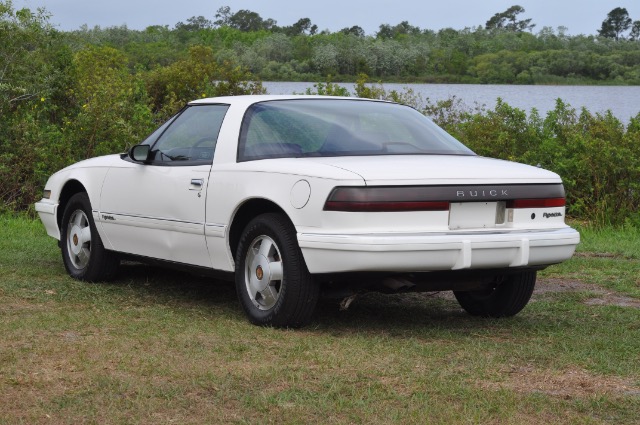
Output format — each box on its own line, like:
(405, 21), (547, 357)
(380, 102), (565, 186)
(60, 192), (119, 281)
(235, 213), (319, 328)
(453, 271), (536, 317)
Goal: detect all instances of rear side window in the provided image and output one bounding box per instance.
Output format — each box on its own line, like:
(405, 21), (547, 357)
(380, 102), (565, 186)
(237, 99), (474, 161)
(241, 104), (329, 158)
(150, 104), (229, 165)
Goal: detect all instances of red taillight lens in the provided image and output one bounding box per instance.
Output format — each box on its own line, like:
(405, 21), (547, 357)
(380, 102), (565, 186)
(324, 187), (450, 212)
(324, 187), (566, 212)
(507, 198), (566, 208)
(324, 200), (450, 212)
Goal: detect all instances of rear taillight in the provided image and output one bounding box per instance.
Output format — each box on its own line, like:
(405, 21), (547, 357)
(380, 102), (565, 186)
(324, 187), (450, 212)
(507, 198), (566, 209)
(324, 187), (566, 212)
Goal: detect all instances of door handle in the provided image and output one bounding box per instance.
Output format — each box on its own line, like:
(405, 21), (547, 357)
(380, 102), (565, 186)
(189, 178), (204, 190)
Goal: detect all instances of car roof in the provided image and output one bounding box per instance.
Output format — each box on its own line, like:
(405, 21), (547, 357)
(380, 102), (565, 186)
(188, 94), (390, 107)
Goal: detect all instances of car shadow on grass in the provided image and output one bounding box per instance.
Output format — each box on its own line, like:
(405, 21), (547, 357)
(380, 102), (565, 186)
(108, 261), (238, 309)
(105, 262), (548, 334)
(314, 292), (498, 333)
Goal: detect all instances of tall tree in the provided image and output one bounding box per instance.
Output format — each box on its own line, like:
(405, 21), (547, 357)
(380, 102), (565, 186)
(174, 16), (213, 31)
(376, 21), (421, 39)
(598, 7), (632, 40)
(630, 20), (640, 41)
(0, 1), (55, 111)
(285, 18), (317, 36)
(485, 5), (535, 32)
(214, 6), (232, 27)
(340, 25), (365, 37)
(228, 9), (275, 32)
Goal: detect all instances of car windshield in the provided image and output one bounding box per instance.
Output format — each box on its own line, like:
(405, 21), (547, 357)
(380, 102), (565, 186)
(238, 99), (475, 161)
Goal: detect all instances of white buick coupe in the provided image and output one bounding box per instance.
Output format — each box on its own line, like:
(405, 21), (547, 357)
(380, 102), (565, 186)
(36, 95), (579, 327)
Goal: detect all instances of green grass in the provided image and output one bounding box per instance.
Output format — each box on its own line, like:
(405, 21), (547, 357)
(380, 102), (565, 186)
(575, 223), (640, 259)
(1, 217), (639, 424)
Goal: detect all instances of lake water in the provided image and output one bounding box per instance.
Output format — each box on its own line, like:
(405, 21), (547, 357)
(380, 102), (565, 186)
(263, 82), (640, 123)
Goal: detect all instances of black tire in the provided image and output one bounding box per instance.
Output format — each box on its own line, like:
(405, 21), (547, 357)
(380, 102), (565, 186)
(60, 192), (119, 281)
(235, 213), (319, 328)
(453, 271), (536, 317)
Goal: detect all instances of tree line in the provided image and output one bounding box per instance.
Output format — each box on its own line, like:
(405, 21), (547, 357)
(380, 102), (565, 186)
(1, 1), (639, 225)
(51, 4), (640, 85)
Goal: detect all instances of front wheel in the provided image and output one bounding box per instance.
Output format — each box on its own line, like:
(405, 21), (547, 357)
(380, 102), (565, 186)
(453, 271), (537, 317)
(235, 213), (319, 328)
(60, 192), (119, 281)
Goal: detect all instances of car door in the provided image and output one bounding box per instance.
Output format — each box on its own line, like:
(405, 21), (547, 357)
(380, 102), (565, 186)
(99, 104), (230, 267)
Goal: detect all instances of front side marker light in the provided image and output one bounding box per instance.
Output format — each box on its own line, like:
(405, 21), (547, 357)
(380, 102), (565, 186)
(43, 190), (51, 199)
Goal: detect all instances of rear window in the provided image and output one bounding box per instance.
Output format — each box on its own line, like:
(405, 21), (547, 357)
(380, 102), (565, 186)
(237, 99), (475, 161)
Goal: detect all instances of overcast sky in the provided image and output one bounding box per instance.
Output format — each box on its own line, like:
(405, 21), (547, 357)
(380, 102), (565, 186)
(12, 0), (640, 36)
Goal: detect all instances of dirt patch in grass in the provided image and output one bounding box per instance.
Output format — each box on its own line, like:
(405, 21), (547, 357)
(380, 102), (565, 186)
(573, 252), (640, 263)
(584, 295), (640, 309)
(534, 278), (604, 295)
(395, 276), (639, 311)
(574, 252), (626, 259)
(479, 366), (640, 399)
(390, 277), (640, 311)
(534, 278), (640, 309)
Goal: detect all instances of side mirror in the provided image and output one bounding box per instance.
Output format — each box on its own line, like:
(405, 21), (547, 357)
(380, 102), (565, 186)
(129, 144), (151, 163)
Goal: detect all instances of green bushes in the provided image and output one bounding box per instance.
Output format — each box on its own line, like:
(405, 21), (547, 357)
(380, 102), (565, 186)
(145, 45), (265, 119)
(453, 100), (640, 225)
(435, 100), (638, 226)
(0, 3), (265, 213)
(1, 2), (638, 226)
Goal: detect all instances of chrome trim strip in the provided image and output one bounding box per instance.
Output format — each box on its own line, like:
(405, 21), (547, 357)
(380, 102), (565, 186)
(99, 211), (204, 226)
(205, 223), (226, 229)
(204, 223), (227, 238)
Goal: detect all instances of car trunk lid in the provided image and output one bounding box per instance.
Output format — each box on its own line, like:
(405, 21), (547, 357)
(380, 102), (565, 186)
(307, 155), (560, 185)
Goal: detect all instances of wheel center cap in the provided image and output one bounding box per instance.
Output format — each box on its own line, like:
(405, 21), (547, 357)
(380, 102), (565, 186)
(73, 234), (79, 246)
(256, 265), (264, 280)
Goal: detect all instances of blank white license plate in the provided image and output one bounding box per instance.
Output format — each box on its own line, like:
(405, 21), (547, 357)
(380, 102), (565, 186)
(449, 202), (505, 230)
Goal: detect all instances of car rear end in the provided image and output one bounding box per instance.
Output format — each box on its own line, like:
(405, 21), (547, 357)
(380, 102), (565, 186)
(294, 156), (579, 275)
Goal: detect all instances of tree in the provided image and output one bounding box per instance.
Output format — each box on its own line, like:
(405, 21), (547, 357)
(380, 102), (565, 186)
(598, 7), (632, 40)
(214, 6), (277, 31)
(72, 46), (152, 157)
(393, 21), (421, 36)
(0, 1), (55, 111)
(630, 20), (640, 41)
(214, 6), (232, 27)
(175, 15), (213, 31)
(145, 45), (264, 118)
(285, 18), (317, 36)
(376, 24), (394, 39)
(485, 5), (535, 32)
(228, 9), (275, 32)
(376, 21), (421, 39)
(340, 25), (365, 37)
(0, 0), (77, 210)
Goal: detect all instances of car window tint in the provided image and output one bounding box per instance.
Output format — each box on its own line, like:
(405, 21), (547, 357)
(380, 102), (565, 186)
(238, 99), (474, 161)
(140, 114), (177, 146)
(151, 104), (229, 164)
(244, 108), (329, 153)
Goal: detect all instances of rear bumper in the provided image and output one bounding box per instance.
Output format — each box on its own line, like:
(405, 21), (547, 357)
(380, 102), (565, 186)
(298, 227), (579, 274)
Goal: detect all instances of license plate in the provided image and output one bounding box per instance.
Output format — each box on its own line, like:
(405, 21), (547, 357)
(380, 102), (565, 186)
(449, 202), (506, 230)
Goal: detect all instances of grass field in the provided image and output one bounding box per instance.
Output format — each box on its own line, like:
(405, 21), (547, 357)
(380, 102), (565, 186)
(1, 216), (638, 424)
